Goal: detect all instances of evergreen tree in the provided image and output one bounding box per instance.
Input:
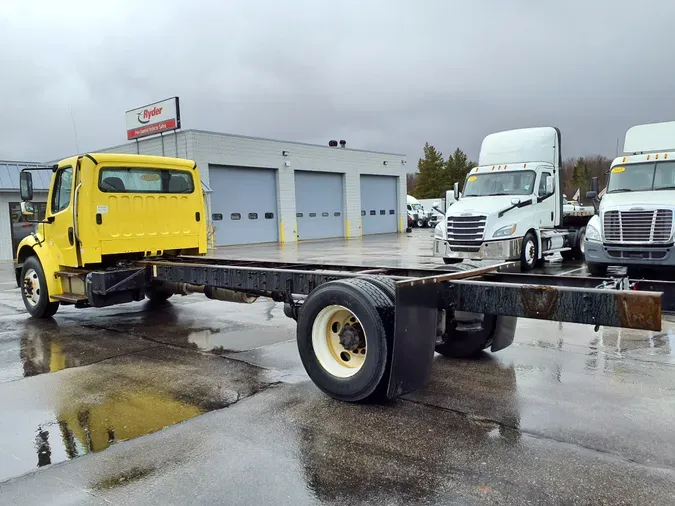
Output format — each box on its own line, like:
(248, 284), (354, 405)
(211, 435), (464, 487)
(571, 157), (591, 200)
(445, 148), (474, 190)
(413, 143), (446, 198)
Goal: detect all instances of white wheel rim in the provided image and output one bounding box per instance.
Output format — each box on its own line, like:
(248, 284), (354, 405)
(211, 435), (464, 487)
(23, 268), (41, 307)
(524, 239), (536, 264)
(312, 305), (367, 378)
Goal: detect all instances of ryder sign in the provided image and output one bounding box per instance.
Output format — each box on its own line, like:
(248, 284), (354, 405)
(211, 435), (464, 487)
(125, 97), (181, 140)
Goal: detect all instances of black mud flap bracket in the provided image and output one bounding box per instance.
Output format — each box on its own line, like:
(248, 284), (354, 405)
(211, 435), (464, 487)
(386, 279), (441, 399)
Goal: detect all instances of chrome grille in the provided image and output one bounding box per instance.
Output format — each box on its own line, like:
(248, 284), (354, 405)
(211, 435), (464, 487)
(446, 215), (487, 248)
(603, 210), (673, 243)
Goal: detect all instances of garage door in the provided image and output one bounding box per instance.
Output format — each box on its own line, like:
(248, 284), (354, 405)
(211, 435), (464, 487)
(295, 171), (344, 240)
(360, 175), (398, 234)
(209, 166), (278, 246)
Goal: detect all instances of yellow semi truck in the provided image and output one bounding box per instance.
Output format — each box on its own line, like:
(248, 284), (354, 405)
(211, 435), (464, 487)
(15, 153), (669, 402)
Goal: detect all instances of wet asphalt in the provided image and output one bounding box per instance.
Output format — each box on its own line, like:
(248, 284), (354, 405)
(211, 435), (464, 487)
(1, 230), (675, 504)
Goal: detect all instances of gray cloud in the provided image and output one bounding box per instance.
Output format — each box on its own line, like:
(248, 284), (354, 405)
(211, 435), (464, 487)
(2, 0), (675, 163)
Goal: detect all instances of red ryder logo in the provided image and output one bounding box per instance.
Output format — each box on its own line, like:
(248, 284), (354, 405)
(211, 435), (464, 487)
(137, 106), (163, 124)
(126, 97), (180, 140)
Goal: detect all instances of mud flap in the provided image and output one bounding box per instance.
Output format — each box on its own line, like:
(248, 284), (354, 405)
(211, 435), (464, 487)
(490, 315), (517, 352)
(386, 280), (439, 399)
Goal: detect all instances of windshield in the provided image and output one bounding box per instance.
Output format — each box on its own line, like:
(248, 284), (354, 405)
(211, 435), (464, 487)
(411, 203), (423, 210)
(463, 170), (536, 197)
(608, 161), (675, 193)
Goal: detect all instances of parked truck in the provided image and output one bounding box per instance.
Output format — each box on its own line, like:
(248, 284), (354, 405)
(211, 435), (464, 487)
(14, 153), (669, 403)
(433, 127), (593, 270)
(406, 195), (427, 227)
(584, 121), (675, 276)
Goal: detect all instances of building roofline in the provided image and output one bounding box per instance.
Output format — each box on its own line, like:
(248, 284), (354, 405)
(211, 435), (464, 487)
(184, 129), (407, 157)
(77, 128), (407, 159)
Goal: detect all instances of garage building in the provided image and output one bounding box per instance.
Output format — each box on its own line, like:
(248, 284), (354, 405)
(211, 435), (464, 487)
(0, 131), (408, 260)
(97, 130), (408, 247)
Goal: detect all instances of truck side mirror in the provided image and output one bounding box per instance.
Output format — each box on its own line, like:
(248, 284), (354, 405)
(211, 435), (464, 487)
(20, 201), (35, 216)
(586, 190), (598, 200)
(590, 177), (598, 194)
(20, 171), (33, 201)
(546, 177), (554, 195)
(453, 182), (460, 201)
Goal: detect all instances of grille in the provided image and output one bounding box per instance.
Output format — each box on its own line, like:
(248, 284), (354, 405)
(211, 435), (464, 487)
(603, 210), (673, 243)
(446, 215), (487, 247)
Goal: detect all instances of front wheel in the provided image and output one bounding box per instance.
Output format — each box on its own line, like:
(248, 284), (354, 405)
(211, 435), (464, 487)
(21, 256), (59, 318)
(572, 227), (586, 260)
(297, 278), (394, 402)
(520, 232), (538, 271)
(416, 219), (425, 228)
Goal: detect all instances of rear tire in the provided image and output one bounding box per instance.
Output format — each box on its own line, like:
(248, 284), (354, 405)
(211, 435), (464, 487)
(587, 261), (608, 277)
(145, 283), (173, 304)
(297, 278), (394, 402)
(560, 250), (574, 261)
(21, 256), (59, 318)
(435, 311), (495, 358)
(416, 219), (425, 228)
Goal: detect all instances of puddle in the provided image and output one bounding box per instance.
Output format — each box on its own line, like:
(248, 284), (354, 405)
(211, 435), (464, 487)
(0, 346), (273, 482)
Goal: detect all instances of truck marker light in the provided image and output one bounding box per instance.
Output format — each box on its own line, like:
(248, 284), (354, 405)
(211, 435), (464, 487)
(666, 153), (669, 159)
(656, 154), (660, 160)
(647, 155), (651, 160)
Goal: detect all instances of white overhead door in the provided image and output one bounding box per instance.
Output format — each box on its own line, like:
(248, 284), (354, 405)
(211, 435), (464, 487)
(295, 171), (344, 240)
(209, 165), (278, 246)
(360, 175), (398, 234)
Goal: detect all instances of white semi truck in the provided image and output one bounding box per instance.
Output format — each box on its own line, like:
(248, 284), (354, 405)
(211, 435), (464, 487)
(584, 121), (675, 276)
(433, 127), (593, 270)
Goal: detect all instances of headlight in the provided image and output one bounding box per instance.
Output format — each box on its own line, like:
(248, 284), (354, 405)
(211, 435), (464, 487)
(434, 222), (444, 239)
(493, 224), (517, 238)
(586, 223), (601, 241)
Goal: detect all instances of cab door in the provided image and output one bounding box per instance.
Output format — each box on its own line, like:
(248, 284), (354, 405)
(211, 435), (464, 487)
(45, 165), (79, 267)
(536, 170), (555, 228)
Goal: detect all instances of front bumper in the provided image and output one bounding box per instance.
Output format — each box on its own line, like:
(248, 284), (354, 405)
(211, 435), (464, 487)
(585, 240), (675, 266)
(433, 237), (521, 260)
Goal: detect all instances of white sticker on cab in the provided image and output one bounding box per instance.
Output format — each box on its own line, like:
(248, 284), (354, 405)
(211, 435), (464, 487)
(97, 205), (109, 214)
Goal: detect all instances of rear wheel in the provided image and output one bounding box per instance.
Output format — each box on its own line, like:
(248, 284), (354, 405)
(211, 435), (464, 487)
(416, 218), (425, 228)
(21, 256), (59, 318)
(297, 278), (394, 402)
(145, 283), (173, 304)
(435, 311), (494, 358)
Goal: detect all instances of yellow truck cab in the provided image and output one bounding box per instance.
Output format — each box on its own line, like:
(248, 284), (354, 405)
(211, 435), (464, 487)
(16, 153), (207, 317)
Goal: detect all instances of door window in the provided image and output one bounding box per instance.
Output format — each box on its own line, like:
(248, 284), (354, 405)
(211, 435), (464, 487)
(51, 167), (73, 213)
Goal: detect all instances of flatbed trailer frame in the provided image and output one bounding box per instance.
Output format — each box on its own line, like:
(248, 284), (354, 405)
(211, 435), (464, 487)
(71, 256), (668, 401)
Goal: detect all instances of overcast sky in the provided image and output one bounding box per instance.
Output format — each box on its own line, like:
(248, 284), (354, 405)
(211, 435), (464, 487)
(2, 0), (675, 164)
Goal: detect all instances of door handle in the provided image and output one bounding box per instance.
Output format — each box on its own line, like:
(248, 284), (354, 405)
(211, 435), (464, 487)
(96, 213), (102, 225)
(67, 227), (74, 245)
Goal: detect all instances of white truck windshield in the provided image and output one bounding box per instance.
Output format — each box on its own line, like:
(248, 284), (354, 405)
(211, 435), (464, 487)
(608, 160), (675, 193)
(463, 170), (536, 197)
